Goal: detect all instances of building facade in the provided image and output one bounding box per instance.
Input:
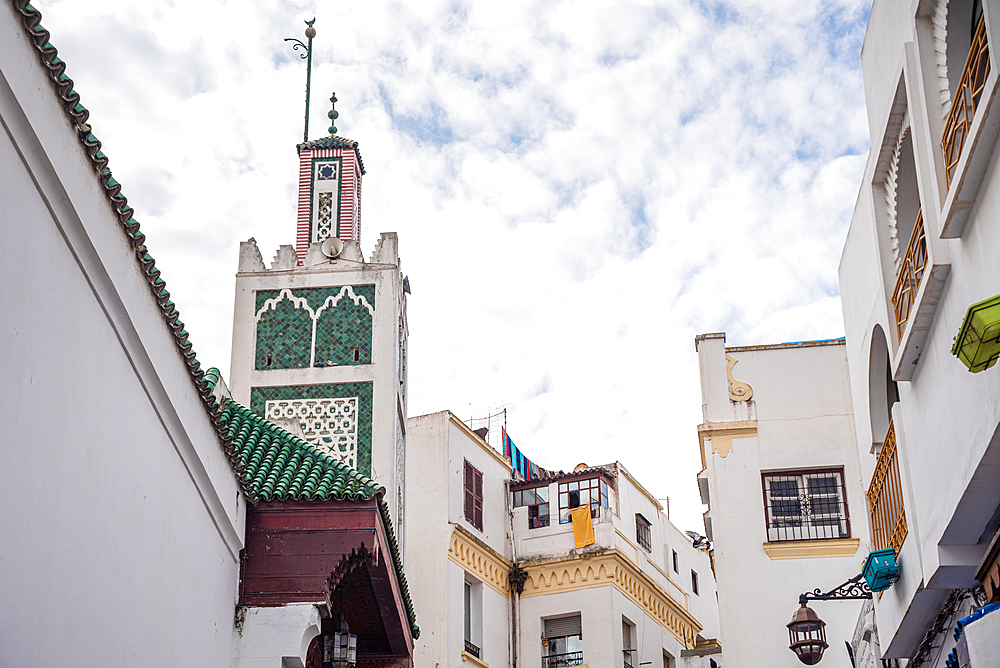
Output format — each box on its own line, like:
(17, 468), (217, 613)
(695, 334), (867, 668)
(406, 411), (722, 668)
(839, 0), (1000, 662)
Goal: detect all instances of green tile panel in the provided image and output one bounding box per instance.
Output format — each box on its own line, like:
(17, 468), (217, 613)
(254, 286), (375, 370)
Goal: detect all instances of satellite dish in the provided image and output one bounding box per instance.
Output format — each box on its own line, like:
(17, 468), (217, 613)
(320, 237), (345, 258)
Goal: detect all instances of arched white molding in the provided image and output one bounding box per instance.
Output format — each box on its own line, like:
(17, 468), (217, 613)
(314, 285), (375, 318)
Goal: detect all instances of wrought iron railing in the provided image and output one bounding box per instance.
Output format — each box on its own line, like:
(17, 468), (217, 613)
(943, 13), (990, 187)
(867, 420), (907, 554)
(542, 651), (584, 667)
(464, 640), (481, 658)
(891, 210), (927, 340)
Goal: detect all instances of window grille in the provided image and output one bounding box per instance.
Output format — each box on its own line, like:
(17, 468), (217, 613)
(464, 460), (483, 531)
(635, 514), (652, 552)
(762, 468), (850, 542)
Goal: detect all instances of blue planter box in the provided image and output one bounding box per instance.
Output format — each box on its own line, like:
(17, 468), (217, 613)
(862, 549), (900, 592)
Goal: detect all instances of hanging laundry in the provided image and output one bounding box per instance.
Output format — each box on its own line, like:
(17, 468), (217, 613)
(571, 506), (596, 548)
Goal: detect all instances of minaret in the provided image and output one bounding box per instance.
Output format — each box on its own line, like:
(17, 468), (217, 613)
(229, 89), (409, 548)
(295, 93), (365, 261)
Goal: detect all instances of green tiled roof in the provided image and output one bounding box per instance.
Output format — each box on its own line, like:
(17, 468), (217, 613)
(203, 371), (418, 637)
(204, 370), (381, 504)
(297, 135), (366, 174)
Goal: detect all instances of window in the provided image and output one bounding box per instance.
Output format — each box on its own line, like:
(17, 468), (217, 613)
(635, 514), (652, 552)
(543, 615), (583, 667)
(622, 618), (636, 668)
(464, 578), (483, 658)
(558, 477), (609, 523)
(513, 485), (550, 528)
(464, 460), (483, 531)
(762, 469), (850, 542)
(691, 570), (699, 596)
(672, 550), (678, 573)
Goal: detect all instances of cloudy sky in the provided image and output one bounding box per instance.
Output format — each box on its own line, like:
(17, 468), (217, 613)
(38, 0), (872, 533)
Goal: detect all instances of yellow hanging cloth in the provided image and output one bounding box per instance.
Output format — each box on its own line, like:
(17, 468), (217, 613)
(571, 506), (596, 548)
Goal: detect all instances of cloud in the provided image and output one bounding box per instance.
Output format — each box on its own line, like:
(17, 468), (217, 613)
(39, 0), (871, 533)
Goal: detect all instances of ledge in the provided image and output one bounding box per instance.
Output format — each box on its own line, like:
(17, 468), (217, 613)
(461, 651), (489, 667)
(762, 538), (860, 559)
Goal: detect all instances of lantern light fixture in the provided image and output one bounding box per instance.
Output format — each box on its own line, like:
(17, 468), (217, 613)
(787, 602), (829, 665)
(323, 613), (357, 668)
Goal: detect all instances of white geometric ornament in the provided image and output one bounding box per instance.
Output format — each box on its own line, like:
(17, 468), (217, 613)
(265, 397), (359, 469)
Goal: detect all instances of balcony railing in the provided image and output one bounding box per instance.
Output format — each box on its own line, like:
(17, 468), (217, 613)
(943, 13), (990, 187)
(867, 420), (907, 554)
(891, 210), (927, 340)
(464, 640), (481, 658)
(542, 651), (584, 667)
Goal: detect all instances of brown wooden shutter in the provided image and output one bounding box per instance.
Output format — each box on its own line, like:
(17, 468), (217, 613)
(474, 467), (483, 530)
(464, 461), (475, 523)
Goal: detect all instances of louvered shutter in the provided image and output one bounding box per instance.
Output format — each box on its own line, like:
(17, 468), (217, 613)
(473, 467), (484, 530)
(464, 461), (475, 524)
(544, 615), (582, 639)
(622, 620), (632, 651)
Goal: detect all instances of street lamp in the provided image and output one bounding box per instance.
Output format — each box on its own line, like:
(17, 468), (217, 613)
(787, 602), (829, 665)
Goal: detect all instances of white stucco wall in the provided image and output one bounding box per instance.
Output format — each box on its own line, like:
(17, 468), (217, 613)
(697, 335), (866, 668)
(405, 411), (512, 668)
(0, 5), (242, 666)
(233, 604), (321, 668)
(840, 0), (1000, 656)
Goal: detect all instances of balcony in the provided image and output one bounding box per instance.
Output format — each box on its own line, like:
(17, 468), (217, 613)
(542, 651), (584, 667)
(939, 12), (1000, 239)
(867, 421), (907, 555)
(890, 210), (927, 342)
(943, 14), (990, 188)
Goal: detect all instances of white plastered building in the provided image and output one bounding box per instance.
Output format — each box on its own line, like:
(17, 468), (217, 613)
(838, 0), (1000, 662)
(695, 334), (868, 668)
(406, 410), (722, 668)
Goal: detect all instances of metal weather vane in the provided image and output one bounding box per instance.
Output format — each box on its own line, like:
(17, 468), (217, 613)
(285, 18), (316, 143)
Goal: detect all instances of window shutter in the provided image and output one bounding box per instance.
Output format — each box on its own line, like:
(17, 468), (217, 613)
(622, 620), (632, 651)
(464, 461), (475, 523)
(474, 468), (484, 530)
(544, 615), (582, 639)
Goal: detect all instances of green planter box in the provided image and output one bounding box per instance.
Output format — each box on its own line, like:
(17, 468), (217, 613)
(952, 294), (1000, 373)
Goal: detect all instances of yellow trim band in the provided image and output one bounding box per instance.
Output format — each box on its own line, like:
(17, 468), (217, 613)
(448, 527), (511, 598)
(520, 549), (701, 648)
(461, 651), (489, 667)
(762, 538), (861, 560)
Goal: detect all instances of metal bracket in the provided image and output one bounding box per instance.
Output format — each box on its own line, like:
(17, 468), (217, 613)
(799, 572), (873, 603)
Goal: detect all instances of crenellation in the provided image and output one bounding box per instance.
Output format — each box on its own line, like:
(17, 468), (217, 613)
(238, 238), (265, 273)
(270, 245), (298, 271)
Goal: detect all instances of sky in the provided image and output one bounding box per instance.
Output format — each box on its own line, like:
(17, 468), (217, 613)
(37, 0), (872, 534)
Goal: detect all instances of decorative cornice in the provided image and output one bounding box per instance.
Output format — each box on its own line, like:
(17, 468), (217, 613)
(448, 527), (511, 598)
(762, 538), (861, 560)
(696, 420), (758, 467)
(520, 549), (701, 648)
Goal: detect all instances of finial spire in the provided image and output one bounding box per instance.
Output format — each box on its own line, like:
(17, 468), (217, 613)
(284, 18), (317, 143)
(328, 93), (339, 136)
